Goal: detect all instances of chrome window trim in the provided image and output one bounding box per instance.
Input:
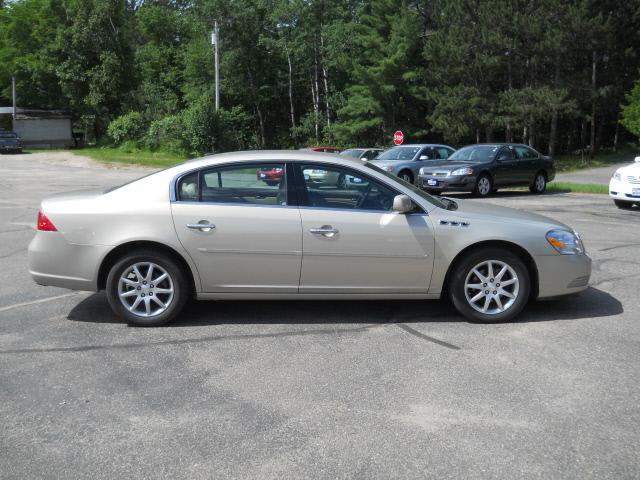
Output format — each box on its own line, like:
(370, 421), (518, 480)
(170, 159), (287, 203)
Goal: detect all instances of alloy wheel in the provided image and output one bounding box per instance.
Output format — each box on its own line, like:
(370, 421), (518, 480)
(117, 262), (174, 317)
(464, 260), (519, 314)
(477, 177), (491, 196)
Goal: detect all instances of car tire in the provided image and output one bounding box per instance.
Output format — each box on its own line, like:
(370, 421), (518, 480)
(530, 171), (547, 194)
(449, 247), (530, 323)
(614, 199), (634, 209)
(398, 170), (414, 184)
(106, 250), (189, 327)
(473, 174), (493, 197)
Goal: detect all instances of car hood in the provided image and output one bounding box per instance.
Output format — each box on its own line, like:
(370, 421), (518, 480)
(370, 160), (408, 169)
(419, 161), (480, 172)
(451, 198), (572, 230)
(615, 162), (640, 176)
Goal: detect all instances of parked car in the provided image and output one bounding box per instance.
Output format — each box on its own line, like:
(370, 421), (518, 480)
(257, 166), (284, 186)
(418, 144), (555, 197)
(370, 144), (455, 183)
(609, 156), (640, 209)
(339, 148), (383, 161)
(0, 130), (22, 153)
(29, 150), (591, 327)
(300, 146), (341, 153)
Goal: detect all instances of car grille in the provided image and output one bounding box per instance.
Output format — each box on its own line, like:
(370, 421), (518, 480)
(627, 176), (640, 184)
(422, 171), (449, 176)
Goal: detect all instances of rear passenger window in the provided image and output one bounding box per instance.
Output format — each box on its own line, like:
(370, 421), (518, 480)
(514, 146), (537, 159)
(177, 163), (287, 205)
(437, 147), (452, 159)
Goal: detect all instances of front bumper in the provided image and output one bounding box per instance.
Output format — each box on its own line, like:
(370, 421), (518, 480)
(535, 253), (592, 299)
(609, 178), (640, 202)
(28, 231), (110, 291)
(418, 174), (476, 192)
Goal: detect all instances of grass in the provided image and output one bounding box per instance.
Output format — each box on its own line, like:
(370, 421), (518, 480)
(546, 182), (609, 194)
(73, 146), (187, 168)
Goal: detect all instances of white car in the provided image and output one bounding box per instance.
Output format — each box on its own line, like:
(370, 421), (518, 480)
(609, 156), (640, 209)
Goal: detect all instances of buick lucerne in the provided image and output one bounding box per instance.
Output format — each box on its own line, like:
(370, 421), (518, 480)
(28, 151), (591, 326)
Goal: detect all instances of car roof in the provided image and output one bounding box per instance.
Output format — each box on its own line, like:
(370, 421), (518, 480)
(176, 150), (364, 173)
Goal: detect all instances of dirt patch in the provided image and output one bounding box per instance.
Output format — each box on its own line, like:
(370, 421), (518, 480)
(2, 151), (155, 172)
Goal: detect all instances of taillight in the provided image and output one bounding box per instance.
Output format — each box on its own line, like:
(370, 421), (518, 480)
(37, 211), (57, 231)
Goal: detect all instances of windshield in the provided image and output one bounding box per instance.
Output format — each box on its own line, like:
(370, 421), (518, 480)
(449, 145), (498, 163)
(0, 132), (17, 138)
(340, 149), (364, 158)
(376, 146), (420, 161)
(364, 162), (446, 209)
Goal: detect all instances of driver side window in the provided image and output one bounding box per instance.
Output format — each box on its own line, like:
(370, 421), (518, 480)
(298, 164), (397, 211)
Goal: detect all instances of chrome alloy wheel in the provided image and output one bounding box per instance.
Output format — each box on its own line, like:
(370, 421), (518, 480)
(117, 262), (174, 317)
(535, 174), (545, 191)
(464, 260), (519, 315)
(477, 177), (491, 195)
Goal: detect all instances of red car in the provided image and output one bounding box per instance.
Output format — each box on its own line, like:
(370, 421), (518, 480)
(257, 166), (284, 186)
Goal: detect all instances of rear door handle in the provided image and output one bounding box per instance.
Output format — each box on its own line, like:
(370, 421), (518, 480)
(187, 221), (216, 232)
(309, 225), (339, 237)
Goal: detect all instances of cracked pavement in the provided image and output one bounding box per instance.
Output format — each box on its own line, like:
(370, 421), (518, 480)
(1, 153), (639, 479)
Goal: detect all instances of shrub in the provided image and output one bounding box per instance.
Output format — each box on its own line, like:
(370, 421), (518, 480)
(107, 112), (146, 144)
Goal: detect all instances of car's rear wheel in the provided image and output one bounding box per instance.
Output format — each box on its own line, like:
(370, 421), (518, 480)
(106, 250), (189, 326)
(473, 174), (493, 197)
(449, 248), (530, 323)
(530, 171), (547, 194)
(398, 170), (414, 184)
(614, 199), (634, 209)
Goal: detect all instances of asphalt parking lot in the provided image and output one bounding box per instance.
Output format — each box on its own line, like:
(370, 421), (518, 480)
(1, 153), (639, 479)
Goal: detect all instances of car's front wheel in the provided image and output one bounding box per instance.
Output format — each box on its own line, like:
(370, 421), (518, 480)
(449, 248), (530, 323)
(106, 250), (189, 326)
(398, 170), (414, 184)
(473, 174), (493, 197)
(614, 200), (635, 209)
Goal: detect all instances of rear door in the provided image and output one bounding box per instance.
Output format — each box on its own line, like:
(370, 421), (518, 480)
(514, 145), (539, 182)
(171, 162), (302, 293)
(294, 163), (434, 293)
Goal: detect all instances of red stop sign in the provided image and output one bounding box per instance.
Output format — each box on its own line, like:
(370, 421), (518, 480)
(393, 130), (404, 145)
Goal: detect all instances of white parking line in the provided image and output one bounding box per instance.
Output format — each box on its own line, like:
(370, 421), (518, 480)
(0, 292), (85, 313)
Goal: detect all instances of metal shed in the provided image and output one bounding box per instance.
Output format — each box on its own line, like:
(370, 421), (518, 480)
(0, 107), (74, 149)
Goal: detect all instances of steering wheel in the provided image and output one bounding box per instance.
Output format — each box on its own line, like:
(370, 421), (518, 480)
(355, 183), (373, 209)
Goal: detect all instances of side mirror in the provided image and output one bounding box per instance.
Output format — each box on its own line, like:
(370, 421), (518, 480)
(635, 156), (640, 163)
(496, 155), (509, 162)
(393, 194), (414, 214)
(419, 155), (429, 160)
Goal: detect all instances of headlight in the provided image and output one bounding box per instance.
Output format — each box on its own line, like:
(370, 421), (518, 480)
(450, 168), (473, 176)
(546, 230), (585, 255)
(613, 171), (621, 181)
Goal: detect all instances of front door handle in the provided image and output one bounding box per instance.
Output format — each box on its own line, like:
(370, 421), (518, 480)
(187, 221), (216, 232)
(309, 225), (339, 237)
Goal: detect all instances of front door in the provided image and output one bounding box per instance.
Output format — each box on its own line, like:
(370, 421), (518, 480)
(171, 162), (302, 293)
(494, 146), (519, 186)
(295, 163), (434, 293)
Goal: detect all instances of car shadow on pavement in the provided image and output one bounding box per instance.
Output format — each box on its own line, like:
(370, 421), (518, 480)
(67, 287), (621, 327)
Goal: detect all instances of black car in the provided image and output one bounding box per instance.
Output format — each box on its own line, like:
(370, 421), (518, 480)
(417, 143), (555, 197)
(0, 131), (22, 153)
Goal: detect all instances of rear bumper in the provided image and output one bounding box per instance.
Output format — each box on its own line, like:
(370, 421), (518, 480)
(28, 231), (109, 291)
(418, 174), (476, 192)
(535, 253), (592, 299)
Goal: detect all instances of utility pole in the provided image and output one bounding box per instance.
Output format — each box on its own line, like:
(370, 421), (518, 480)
(11, 75), (16, 130)
(211, 21), (220, 111)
